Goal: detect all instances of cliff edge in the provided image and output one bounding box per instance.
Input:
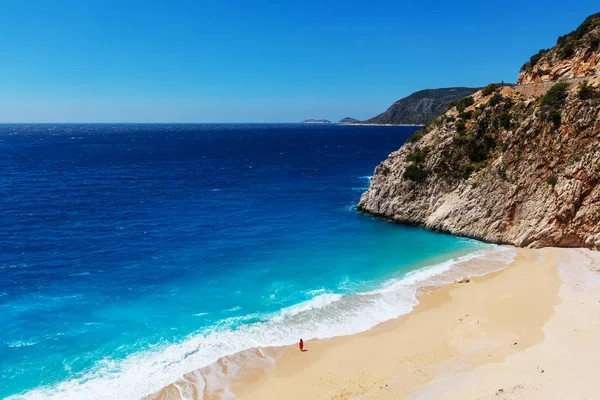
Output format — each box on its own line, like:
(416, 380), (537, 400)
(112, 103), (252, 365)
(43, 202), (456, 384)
(358, 13), (600, 248)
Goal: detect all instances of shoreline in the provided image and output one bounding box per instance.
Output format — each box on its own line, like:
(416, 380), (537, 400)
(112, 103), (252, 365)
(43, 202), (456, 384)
(147, 247), (600, 400)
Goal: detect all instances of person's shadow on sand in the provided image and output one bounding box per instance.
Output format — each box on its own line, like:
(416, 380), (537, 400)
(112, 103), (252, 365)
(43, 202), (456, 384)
(301, 349), (308, 352)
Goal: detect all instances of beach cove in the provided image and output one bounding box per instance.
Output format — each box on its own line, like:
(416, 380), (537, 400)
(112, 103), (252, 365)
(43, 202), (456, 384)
(150, 247), (600, 400)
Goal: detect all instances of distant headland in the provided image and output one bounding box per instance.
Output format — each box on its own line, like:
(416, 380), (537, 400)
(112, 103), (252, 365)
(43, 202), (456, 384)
(301, 119), (331, 124)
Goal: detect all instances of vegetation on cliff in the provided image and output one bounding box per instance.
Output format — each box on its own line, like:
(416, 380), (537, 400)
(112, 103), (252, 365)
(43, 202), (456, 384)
(358, 13), (600, 248)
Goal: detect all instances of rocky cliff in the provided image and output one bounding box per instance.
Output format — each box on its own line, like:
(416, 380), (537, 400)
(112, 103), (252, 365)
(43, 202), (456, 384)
(358, 13), (600, 249)
(363, 87), (480, 125)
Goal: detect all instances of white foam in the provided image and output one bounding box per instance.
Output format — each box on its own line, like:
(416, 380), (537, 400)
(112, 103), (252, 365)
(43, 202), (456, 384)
(10, 246), (516, 400)
(7, 340), (39, 348)
(68, 272), (90, 277)
(271, 293), (343, 323)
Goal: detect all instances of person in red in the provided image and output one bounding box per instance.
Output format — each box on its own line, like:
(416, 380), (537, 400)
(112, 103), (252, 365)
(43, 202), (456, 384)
(299, 338), (304, 352)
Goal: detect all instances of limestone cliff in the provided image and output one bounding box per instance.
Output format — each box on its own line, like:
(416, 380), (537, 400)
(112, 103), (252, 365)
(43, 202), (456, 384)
(358, 14), (600, 249)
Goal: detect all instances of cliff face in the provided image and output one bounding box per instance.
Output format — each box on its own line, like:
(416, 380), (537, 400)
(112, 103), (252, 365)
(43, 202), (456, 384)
(358, 14), (600, 249)
(518, 13), (600, 84)
(363, 87), (480, 125)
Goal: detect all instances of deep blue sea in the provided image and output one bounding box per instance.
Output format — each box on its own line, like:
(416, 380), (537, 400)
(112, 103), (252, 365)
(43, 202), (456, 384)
(0, 124), (513, 399)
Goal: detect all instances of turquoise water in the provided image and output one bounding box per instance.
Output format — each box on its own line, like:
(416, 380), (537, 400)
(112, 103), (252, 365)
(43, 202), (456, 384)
(0, 124), (505, 399)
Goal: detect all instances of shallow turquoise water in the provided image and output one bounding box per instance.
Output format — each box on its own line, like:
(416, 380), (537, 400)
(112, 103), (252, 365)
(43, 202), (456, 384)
(0, 124), (495, 399)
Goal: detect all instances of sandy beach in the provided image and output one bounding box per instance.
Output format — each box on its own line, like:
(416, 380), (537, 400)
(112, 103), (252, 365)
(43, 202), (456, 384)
(148, 247), (600, 400)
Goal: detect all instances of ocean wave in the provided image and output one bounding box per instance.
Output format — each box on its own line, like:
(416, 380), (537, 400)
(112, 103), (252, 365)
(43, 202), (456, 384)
(271, 293), (343, 323)
(193, 312), (208, 317)
(7, 340), (39, 348)
(10, 246), (516, 400)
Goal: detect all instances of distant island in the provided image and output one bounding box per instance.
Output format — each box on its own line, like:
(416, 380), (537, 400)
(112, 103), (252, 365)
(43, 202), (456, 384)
(338, 117), (360, 124)
(301, 119), (331, 124)
(361, 87), (481, 125)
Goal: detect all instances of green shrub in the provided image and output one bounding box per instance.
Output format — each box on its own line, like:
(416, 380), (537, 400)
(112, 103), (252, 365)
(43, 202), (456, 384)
(453, 132), (471, 145)
(499, 112), (511, 130)
(558, 42), (575, 59)
(462, 163), (476, 179)
(490, 114), (499, 130)
(488, 93), (502, 106)
(541, 83), (569, 108)
(546, 174), (558, 186)
(546, 109), (562, 126)
(455, 119), (466, 132)
(462, 161), (488, 179)
(540, 82), (569, 126)
(406, 147), (428, 163)
(571, 153), (583, 163)
(482, 84), (500, 96)
(433, 160), (450, 176)
(447, 96), (474, 113)
(556, 33), (568, 47)
(521, 49), (548, 71)
(590, 35), (600, 50)
(403, 165), (429, 183)
(407, 129), (425, 144)
(530, 49), (547, 65)
(457, 110), (473, 120)
(578, 80), (598, 100)
(468, 143), (490, 163)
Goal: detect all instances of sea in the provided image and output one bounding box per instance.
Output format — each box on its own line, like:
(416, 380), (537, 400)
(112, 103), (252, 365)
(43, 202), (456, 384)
(0, 124), (515, 399)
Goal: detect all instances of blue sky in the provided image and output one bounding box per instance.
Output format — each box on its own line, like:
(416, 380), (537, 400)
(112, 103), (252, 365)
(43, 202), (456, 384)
(0, 0), (598, 122)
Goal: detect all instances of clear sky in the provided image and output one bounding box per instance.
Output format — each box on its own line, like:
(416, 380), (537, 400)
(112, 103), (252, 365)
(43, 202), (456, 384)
(0, 0), (598, 123)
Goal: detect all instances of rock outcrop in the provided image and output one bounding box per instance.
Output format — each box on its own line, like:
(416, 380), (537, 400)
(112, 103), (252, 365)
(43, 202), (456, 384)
(518, 13), (600, 84)
(358, 14), (600, 249)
